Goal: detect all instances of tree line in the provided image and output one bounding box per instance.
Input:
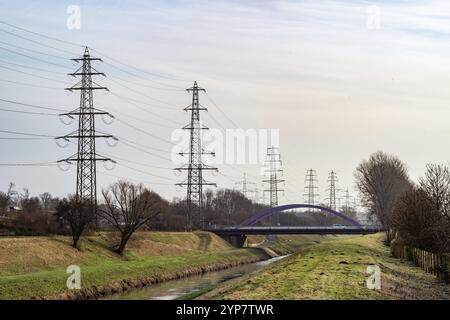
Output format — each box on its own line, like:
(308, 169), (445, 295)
(0, 179), (357, 256)
(355, 151), (450, 253)
(0, 181), (271, 256)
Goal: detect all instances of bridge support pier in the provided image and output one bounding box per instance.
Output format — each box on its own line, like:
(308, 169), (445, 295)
(220, 234), (247, 248)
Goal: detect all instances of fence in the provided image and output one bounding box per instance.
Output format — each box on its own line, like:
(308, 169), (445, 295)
(392, 244), (449, 283)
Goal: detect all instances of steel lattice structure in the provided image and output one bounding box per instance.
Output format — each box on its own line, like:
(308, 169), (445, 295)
(262, 146), (284, 224)
(325, 170), (339, 211)
(235, 172), (256, 199)
(175, 81), (217, 230)
(303, 168), (319, 206)
(57, 47), (115, 217)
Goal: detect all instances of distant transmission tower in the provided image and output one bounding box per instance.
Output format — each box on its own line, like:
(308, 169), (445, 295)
(57, 47), (115, 223)
(325, 170), (339, 211)
(343, 187), (351, 212)
(175, 81), (217, 230)
(303, 169), (319, 206)
(235, 173), (256, 199)
(263, 146), (284, 224)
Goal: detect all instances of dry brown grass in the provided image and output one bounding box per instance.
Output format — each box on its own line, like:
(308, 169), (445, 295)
(0, 237), (91, 275)
(125, 231), (231, 256)
(0, 231), (232, 276)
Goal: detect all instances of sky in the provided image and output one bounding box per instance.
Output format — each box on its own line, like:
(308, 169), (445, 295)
(1, 0), (450, 207)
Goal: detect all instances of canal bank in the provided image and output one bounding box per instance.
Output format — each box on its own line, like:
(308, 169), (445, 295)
(0, 231), (277, 299)
(202, 233), (450, 300)
(0, 232), (325, 300)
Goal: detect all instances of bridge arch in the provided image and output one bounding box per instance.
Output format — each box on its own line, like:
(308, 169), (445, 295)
(239, 204), (361, 227)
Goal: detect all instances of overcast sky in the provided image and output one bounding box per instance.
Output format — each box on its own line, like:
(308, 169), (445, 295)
(1, 0), (450, 206)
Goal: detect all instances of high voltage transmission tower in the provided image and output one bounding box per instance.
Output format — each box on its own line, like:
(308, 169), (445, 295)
(175, 81), (217, 230)
(263, 146), (284, 224)
(235, 172), (257, 200)
(325, 170), (339, 211)
(343, 187), (351, 212)
(303, 169), (319, 206)
(57, 47), (116, 223)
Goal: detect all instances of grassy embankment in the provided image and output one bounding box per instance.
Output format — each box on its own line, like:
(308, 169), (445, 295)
(203, 233), (450, 300)
(0, 231), (270, 300)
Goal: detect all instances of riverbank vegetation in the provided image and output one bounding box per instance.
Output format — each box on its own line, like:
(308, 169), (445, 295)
(0, 231), (270, 299)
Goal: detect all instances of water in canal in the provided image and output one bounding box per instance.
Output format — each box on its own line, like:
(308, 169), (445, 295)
(106, 255), (288, 300)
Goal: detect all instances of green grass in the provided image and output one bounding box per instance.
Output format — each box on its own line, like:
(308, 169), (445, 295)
(0, 232), (267, 300)
(265, 235), (326, 255)
(214, 234), (450, 300)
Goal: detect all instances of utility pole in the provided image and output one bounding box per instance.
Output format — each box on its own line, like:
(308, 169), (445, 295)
(57, 47), (115, 226)
(175, 81), (217, 230)
(235, 172), (256, 199)
(303, 169), (319, 207)
(262, 146), (284, 224)
(325, 170), (339, 211)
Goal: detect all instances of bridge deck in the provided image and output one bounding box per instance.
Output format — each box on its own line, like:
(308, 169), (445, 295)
(207, 226), (384, 236)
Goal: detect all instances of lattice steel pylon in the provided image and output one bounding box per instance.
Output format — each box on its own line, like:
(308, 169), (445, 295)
(303, 169), (319, 206)
(175, 81), (217, 230)
(235, 173), (256, 200)
(57, 47), (115, 222)
(262, 146), (284, 224)
(343, 187), (351, 212)
(325, 170), (339, 211)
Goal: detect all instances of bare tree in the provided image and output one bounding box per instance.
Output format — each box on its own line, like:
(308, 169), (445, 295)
(419, 163), (450, 223)
(0, 183), (17, 213)
(39, 192), (53, 211)
(98, 181), (163, 256)
(55, 196), (95, 249)
(354, 151), (412, 242)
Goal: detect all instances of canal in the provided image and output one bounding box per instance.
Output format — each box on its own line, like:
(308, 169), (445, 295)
(106, 255), (288, 300)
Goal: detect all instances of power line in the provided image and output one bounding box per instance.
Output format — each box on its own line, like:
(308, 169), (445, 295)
(0, 98), (69, 112)
(0, 20), (187, 83)
(0, 21), (83, 48)
(0, 129), (55, 137)
(101, 152), (172, 170)
(102, 61), (185, 91)
(0, 161), (57, 166)
(108, 93), (181, 125)
(116, 118), (174, 145)
(0, 28), (77, 55)
(109, 91), (179, 110)
(97, 102), (176, 129)
(0, 137), (52, 140)
(97, 169), (174, 186)
(107, 77), (183, 109)
(118, 139), (172, 162)
(0, 79), (62, 90)
(205, 92), (240, 129)
(0, 107), (58, 116)
(0, 58), (65, 75)
(117, 162), (177, 182)
(91, 47), (189, 82)
(115, 135), (170, 154)
(0, 63), (70, 84)
(0, 39), (70, 60)
(0, 46), (68, 69)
